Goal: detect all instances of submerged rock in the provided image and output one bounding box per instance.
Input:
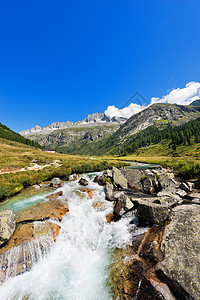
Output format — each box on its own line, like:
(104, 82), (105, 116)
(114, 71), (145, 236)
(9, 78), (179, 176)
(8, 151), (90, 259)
(46, 191), (63, 200)
(157, 204), (200, 300)
(78, 178), (89, 186)
(78, 188), (95, 199)
(0, 210), (16, 246)
(16, 199), (69, 223)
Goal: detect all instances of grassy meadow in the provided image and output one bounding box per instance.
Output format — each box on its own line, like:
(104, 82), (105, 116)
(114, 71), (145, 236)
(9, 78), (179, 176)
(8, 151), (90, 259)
(0, 138), (127, 201)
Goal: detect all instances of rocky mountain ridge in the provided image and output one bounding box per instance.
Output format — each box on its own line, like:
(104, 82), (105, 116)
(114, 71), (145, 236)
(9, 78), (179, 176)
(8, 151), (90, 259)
(115, 103), (200, 139)
(20, 112), (127, 136)
(28, 123), (120, 151)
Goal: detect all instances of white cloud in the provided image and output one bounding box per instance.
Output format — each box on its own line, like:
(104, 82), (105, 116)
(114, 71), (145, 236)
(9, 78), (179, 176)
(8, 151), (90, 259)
(150, 81), (200, 106)
(105, 103), (145, 119)
(104, 81), (200, 119)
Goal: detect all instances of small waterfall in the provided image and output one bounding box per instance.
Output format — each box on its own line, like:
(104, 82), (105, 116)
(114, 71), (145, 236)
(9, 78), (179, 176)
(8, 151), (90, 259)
(0, 174), (139, 300)
(0, 221), (55, 283)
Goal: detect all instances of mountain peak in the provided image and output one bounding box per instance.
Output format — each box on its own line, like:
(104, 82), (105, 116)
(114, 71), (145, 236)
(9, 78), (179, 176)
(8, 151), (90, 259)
(20, 112), (127, 136)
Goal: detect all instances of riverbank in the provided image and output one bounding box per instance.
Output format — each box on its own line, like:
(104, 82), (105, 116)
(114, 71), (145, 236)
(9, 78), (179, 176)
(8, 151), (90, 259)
(0, 166), (200, 299)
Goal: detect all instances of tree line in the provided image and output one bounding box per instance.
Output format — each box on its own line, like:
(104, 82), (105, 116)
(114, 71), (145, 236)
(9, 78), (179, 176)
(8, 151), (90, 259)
(111, 117), (200, 155)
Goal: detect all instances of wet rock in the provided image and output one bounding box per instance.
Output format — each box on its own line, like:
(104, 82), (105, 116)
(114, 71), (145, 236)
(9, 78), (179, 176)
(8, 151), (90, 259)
(49, 177), (64, 188)
(93, 175), (104, 186)
(78, 178), (89, 186)
(110, 246), (169, 300)
(157, 204), (200, 300)
(114, 192), (134, 217)
(16, 199), (69, 223)
(137, 201), (169, 225)
(93, 170), (112, 186)
(0, 220), (60, 282)
(33, 184), (40, 190)
(105, 182), (114, 201)
(69, 174), (79, 181)
(106, 212), (114, 223)
(113, 166), (128, 189)
(139, 226), (164, 264)
(46, 191), (63, 200)
(78, 188), (94, 199)
(0, 210), (16, 246)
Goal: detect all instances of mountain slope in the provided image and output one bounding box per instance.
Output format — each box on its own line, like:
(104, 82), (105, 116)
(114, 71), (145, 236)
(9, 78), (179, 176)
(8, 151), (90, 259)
(25, 123), (120, 153)
(190, 99), (200, 106)
(57, 103), (200, 155)
(0, 123), (41, 148)
(116, 103), (200, 139)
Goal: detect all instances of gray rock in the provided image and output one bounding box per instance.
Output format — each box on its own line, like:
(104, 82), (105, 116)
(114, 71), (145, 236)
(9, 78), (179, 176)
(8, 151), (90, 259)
(121, 169), (144, 189)
(191, 198), (200, 204)
(157, 205), (200, 300)
(78, 178), (89, 186)
(103, 169), (113, 178)
(188, 192), (200, 200)
(175, 189), (187, 198)
(49, 177), (64, 188)
(0, 210), (16, 246)
(105, 182), (114, 201)
(137, 200), (169, 224)
(113, 166), (128, 189)
(179, 181), (194, 193)
(114, 192), (134, 216)
(142, 177), (155, 194)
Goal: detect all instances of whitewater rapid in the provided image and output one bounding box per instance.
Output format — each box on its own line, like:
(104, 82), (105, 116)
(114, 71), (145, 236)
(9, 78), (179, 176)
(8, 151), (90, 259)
(0, 174), (143, 300)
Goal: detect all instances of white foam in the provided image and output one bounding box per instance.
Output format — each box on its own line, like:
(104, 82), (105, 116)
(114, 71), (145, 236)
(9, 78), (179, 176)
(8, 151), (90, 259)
(0, 175), (141, 300)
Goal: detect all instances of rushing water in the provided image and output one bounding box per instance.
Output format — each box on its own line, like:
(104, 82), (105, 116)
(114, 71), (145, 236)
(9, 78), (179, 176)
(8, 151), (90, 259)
(0, 174), (145, 300)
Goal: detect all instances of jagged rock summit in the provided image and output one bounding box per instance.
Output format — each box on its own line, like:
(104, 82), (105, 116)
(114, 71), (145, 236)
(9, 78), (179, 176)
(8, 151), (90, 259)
(20, 112), (127, 136)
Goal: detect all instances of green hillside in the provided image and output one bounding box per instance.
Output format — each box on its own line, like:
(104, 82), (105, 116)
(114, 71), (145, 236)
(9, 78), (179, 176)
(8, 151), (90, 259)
(0, 123), (42, 148)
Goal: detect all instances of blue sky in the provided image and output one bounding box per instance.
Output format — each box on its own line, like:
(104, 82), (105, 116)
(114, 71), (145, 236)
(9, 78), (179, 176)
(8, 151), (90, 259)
(1, 0), (200, 132)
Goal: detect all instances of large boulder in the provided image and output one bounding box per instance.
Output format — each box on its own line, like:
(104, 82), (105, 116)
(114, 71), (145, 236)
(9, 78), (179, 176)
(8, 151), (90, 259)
(110, 245), (175, 300)
(156, 204), (200, 300)
(105, 182), (114, 201)
(121, 168), (144, 190)
(113, 166), (128, 189)
(114, 192), (134, 217)
(49, 177), (64, 188)
(137, 200), (169, 225)
(0, 210), (16, 246)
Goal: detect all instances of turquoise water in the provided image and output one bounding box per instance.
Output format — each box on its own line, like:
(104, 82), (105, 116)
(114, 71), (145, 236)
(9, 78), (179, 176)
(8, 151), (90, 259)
(0, 186), (54, 215)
